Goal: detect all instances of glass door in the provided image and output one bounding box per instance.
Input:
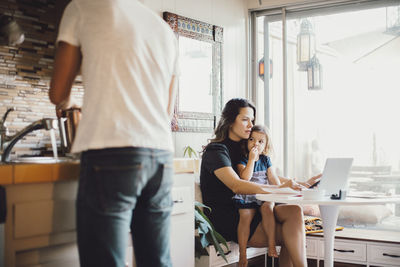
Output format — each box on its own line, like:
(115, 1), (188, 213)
(252, 1), (400, 228)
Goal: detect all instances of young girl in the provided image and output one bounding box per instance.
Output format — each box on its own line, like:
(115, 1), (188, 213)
(233, 125), (280, 265)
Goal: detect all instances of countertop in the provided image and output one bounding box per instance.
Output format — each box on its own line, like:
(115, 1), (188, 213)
(0, 158), (198, 185)
(0, 161), (80, 185)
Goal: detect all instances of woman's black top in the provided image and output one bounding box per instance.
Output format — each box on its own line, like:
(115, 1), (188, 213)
(200, 138), (261, 242)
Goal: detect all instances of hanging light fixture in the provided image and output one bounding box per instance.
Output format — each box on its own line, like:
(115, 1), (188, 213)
(386, 5), (400, 35)
(297, 19), (315, 71)
(258, 57), (264, 80)
(307, 55), (322, 90)
(0, 15), (25, 46)
(258, 57), (273, 81)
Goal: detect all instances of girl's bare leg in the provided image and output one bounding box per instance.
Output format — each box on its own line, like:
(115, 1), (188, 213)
(259, 202), (278, 257)
(247, 204), (307, 267)
(237, 209), (256, 267)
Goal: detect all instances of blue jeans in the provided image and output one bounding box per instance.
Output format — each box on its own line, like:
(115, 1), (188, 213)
(76, 147), (173, 267)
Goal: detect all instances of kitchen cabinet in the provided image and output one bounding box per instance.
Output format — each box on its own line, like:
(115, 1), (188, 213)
(367, 243), (400, 266)
(197, 229), (400, 267)
(307, 229), (400, 267)
(170, 173), (195, 266)
(1, 163), (195, 267)
(2, 181), (79, 267)
(129, 172), (195, 267)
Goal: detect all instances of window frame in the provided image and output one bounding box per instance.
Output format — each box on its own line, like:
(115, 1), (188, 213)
(249, 0), (400, 176)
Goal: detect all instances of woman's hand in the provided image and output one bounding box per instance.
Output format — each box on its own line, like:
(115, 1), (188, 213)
(303, 174), (322, 188)
(279, 179), (304, 191)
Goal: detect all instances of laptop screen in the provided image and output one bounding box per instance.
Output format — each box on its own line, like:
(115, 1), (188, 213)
(318, 158), (354, 196)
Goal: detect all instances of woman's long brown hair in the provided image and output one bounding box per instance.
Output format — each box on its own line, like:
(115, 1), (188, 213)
(210, 98), (256, 143)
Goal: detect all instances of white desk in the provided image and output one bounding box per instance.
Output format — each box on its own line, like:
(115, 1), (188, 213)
(255, 194), (400, 267)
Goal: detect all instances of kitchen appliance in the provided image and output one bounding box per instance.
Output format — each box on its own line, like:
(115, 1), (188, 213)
(59, 108), (81, 154)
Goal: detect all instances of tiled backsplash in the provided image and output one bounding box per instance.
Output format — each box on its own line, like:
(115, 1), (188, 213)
(0, 0), (83, 157)
(0, 0), (215, 158)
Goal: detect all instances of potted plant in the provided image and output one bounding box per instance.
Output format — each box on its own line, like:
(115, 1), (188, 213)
(195, 201), (229, 262)
(183, 145), (198, 158)
(183, 145), (201, 173)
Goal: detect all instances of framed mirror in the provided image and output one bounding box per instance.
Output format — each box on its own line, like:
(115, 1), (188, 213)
(163, 12), (223, 133)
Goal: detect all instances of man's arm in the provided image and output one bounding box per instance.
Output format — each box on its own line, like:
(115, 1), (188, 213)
(49, 41), (82, 109)
(167, 75), (177, 118)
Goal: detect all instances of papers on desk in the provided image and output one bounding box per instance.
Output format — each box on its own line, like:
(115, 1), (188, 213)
(257, 193), (302, 201)
(259, 187), (304, 201)
(262, 187), (301, 195)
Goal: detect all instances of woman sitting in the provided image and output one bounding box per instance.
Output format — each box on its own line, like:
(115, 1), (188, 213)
(200, 98), (320, 267)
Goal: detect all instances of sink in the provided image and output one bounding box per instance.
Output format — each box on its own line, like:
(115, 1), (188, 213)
(9, 156), (77, 164)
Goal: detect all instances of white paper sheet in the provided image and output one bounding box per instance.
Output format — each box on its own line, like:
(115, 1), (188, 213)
(261, 187), (301, 195)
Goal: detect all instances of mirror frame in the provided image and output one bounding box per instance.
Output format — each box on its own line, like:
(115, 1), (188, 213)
(163, 12), (223, 133)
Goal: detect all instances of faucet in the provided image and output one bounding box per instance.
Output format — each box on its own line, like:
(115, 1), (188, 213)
(0, 108), (58, 162)
(0, 107), (16, 152)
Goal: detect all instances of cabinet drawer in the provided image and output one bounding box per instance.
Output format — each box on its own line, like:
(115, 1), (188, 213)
(14, 200), (75, 239)
(306, 238), (318, 257)
(171, 186), (192, 215)
(16, 243), (78, 266)
(368, 244), (400, 266)
(319, 240), (366, 262)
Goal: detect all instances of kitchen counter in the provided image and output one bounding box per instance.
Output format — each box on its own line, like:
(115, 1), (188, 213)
(0, 158), (198, 185)
(0, 158), (196, 267)
(0, 162), (80, 185)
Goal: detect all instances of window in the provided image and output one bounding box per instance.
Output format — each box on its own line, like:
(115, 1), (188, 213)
(251, 0), (400, 231)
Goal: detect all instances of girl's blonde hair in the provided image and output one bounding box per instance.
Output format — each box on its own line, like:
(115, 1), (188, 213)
(247, 125), (272, 156)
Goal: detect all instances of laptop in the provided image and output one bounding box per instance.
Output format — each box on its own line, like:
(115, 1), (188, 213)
(316, 158), (354, 197)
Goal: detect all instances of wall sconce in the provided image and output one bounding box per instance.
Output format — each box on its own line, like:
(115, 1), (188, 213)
(258, 57), (273, 81)
(297, 19), (315, 71)
(386, 5), (400, 35)
(307, 55), (322, 90)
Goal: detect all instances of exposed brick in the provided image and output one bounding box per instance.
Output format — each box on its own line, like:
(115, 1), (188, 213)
(0, 52), (14, 57)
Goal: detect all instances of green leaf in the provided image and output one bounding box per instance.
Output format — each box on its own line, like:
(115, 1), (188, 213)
(195, 201), (210, 211)
(194, 202), (228, 263)
(207, 227), (228, 262)
(195, 206), (215, 230)
(213, 230), (229, 251)
(195, 210), (212, 235)
(183, 146), (198, 158)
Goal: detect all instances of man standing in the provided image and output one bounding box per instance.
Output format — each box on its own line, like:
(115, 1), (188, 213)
(49, 1), (178, 267)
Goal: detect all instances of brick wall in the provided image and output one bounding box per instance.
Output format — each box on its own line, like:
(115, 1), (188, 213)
(0, 0), (83, 158)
